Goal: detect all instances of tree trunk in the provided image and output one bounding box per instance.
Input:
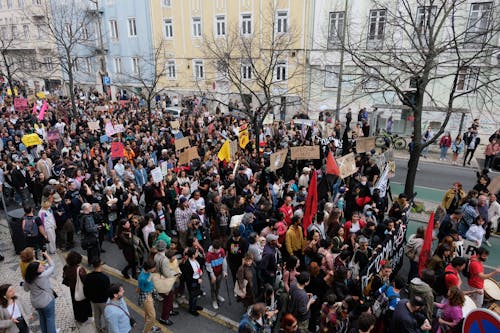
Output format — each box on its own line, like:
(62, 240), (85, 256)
(404, 141), (421, 197)
(68, 72), (77, 118)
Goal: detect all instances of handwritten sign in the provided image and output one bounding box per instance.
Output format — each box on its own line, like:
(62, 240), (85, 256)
(170, 120), (180, 130)
(105, 122), (116, 136)
(88, 121), (100, 131)
(336, 152), (357, 178)
(14, 98), (27, 111)
(161, 161), (169, 176)
(356, 137), (376, 153)
(178, 147), (199, 165)
(47, 130), (59, 141)
(270, 149), (288, 171)
(230, 140), (239, 160)
(110, 142), (124, 158)
(21, 133), (42, 147)
(114, 124), (125, 134)
(151, 167), (163, 183)
(175, 137), (190, 151)
(290, 146), (320, 160)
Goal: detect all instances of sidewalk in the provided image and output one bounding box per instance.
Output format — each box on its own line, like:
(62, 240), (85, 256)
(0, 217), (95, 333)
(392, 147), (482, 169)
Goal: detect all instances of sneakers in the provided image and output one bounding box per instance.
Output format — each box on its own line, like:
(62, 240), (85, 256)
(178, 295), (188, 304)
(217, 295), (225, 302)
(212, 300), (219, 310)
(189, 310), (200, 316)
(151, 326), (162, 333)
(170, 310), (179, 316)
(485, 240), (492, 247)
(159, 319), (174, 326)
(173, 301), (179, 309)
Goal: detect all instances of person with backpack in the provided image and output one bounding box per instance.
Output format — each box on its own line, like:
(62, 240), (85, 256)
(467, 247), (500, 307)
(363, 261), (392, 299)
(372, 276), (404, 333)
(409, 269), (435, 322)
(80, 203), (101, 266)
(444, 257), (468, 290)
(390, 296), (431, 333)
(238, 303), (266, 333)
(22, 206), (48, 260)
(405, 227), (424, 282)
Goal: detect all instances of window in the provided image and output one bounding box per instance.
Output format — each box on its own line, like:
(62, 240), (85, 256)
(32, 0), (41, 4)
(166, 60), (176, 79)
(18, 0), (24, 8)
(241, 14), (252, 35)
(22, 25), (29, 39)
(457, 67), (479, 91)
(415, 6), (436, 46)
(324, 65), (339, 88)
(328, 11), (345, 49)
(276, 61), (287, 81)
(192, 17), (202, 37)
(367, 9), (386, 49)
(132, 57), (140, 74)
(44, 57), (53, 71)
(7, 0), (12, 9)
(85, 58), (92, 72)
(109, 19), (118, 40)
(11, 25), (17, 38)
(128, 18), (137, 37)
(241, 61), (252, 80)
(161, 0), (171, 7)
(465, 2), (492, 46)
(36, 24), (44, 39)
(163, 18), (173, 38)
(73, 59), (79, 72)
(363, 67), (380, 90)
(215, 15), (226, 37)
(0, 26), (7, 40)
(194, 60), (204, 79)
(114, 57), (122, 73)
(276, 11), (288, 34)
(30, 59), (37, 71)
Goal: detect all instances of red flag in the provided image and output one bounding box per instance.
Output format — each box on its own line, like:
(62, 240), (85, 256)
(326, 151), (340, 176)
(418, 211), (435, 276)
(302, 170), (318, 236)
(37, 101), (48, 121)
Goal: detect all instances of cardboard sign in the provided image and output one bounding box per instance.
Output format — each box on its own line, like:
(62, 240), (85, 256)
(337, 152), (358, 178)
(151, 167), (163, 183)
(178, 147), (199, 165)
(100, 135), (109, 143)
(290, 146), (320, 160)
(263, 114), (274, 125)
(175, 137), (190, 151)
(230, 140), (239, 160)
(356, 137), (376, 153)
(88, 121), (100, 131)
(14, 98), (27, 111)
(161, 161), (169, 176)
(47, 130), (60, 141)
(114, 124), (125, 134)
(270, 149), (288, 171)
(170, 120), (180, 130)
(21, 133), (42, 147)
(110, 142), (124, 158)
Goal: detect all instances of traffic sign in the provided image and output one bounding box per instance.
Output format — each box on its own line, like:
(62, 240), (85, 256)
(463, 309), (500, 333)
(103, 76), (111, 85)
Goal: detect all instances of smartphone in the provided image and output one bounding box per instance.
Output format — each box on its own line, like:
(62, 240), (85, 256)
(312, 295), (318, 301)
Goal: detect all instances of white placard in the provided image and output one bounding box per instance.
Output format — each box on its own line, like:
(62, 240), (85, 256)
(151, 167), (163, 183)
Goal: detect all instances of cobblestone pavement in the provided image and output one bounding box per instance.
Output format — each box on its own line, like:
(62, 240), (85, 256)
(0, 217), (96, 333)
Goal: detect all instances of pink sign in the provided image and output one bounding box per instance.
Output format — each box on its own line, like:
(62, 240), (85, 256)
(47, 130), (59, 141)
(110, 142), (124, 158)
(14, 98), (27, 111)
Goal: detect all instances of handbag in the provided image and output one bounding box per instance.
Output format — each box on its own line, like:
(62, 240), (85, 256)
(234, 279), (248, 298)
(151, 257), (177, 294)
(106, 303), (136, 327)
(74, 266), (86, 301)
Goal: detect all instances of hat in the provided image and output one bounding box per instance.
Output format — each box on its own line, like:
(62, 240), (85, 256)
(155, 224), (165, 231)
(179, 197), (188, 204)
(53, 193), (62, 203)
(266, 233), (279, 243)
(302, 167), (310, 173)
(48, 179), (60, 185)
(155, 240), (167, 251)
(197, 205), (205, 211)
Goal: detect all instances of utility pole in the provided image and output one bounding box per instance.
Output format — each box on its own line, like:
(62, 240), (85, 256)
(335, 0), (348, 121)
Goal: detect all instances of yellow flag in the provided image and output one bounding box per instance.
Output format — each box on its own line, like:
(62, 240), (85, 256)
(36, 92), (46, 99)
(239, 129), (249, 149)
(217, 140), (231, 162)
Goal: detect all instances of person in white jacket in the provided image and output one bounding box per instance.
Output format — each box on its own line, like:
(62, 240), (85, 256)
(465, 216), (486, 247)
(488, 194), (500, 233)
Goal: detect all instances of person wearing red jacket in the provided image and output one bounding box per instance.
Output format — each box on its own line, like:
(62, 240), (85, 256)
(205, 239), (228, 310)
(343, 212), (366, 247)
(439, 132), (452, 161)
(279, 196), (294, 225)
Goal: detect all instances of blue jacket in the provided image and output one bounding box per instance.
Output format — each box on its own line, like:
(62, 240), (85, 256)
(104, 298), (132, 333)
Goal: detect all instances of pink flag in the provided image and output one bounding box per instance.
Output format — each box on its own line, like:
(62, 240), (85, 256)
(37, 101), (48, 121)
(32, 102), (37, 114)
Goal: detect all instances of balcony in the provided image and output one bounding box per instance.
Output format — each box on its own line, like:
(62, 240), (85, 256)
(94, 47), (108, 55)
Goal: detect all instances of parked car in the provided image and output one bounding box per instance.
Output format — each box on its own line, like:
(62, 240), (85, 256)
(164, 107), (184, 118)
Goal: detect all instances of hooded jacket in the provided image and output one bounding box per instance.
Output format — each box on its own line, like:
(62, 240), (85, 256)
(408, 277), (434, 320)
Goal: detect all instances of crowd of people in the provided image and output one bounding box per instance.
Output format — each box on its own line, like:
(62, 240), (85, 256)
(0, 93), (498, 333)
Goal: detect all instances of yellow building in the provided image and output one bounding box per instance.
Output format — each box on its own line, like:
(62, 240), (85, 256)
(150, 0), (311, 120)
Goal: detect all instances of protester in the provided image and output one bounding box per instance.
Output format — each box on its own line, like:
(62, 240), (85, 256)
(83, 260), (110, 333)
(62, 251), (92, 324)
(467, 247), (500, 307)
(0, 284), (30, 333)
(104, 284), (132, 333)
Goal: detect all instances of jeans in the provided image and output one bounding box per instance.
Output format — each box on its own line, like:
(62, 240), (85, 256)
(188, 281), (200, 312)
(440, 146), (449, 160)
(210, 274), (223, 301)
(91, 302), (106, 333)
(485, 155), (494, 169)
(37, 298), (56, 333)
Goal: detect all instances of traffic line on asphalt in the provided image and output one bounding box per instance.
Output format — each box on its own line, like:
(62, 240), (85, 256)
(79, 254), (238, 331)
(124, 295), (173, 333)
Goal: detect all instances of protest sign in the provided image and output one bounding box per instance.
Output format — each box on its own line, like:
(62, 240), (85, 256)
(263, 114), (274, 125)
(336, 152), (358, 178)
(21, 133), (42, 147)
(161, 161), (169, 176)
(88, 121), (100, 131)
(270, 149), (288, 171)
(170, 120), (180, 130)
(178, 146), (199, 165)
(114, 124), (125, 134)
(47, 130), (60, 141)
(356, 137), (376, 153)
(175, 137), (190, 151)
(230, 140), (238, 160)
(151, 167), (163, 183)
(105, 122), (115, 136)
(290, 146), (320, 160)
(100, 135), (109, 143)
(110, 142), (124, 158)
(14, 98), (27, 111)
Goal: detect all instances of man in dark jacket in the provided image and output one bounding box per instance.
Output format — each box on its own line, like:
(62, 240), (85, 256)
(390, 296), (431, 333)
(83, 260), (110, 333)
(259, 233), (279, 286)
(463, 127), (480, 166)
(226, 228), (248, 283)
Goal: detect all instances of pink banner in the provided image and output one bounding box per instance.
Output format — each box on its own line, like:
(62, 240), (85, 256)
(47, 130), (59, 141)
(14, 98), (27, 111)
(37, 101), (48, 121)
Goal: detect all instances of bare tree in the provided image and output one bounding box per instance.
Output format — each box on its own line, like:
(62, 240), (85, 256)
(113, 39), (169, 120)
(338, 0), (500, 195)
(200, 4), (305, 145)
(32, 0), (96, 116)
(0, 36), (22, 95)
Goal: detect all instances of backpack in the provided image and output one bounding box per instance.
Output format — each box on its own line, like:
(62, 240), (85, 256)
(404, 235), (418, 261)
(23, 216), (39, 238)
(462, 258), (472, 278)
(434, 271), (453, 296)
(363, 274), (382, 298)
(371, 285), (398, 318)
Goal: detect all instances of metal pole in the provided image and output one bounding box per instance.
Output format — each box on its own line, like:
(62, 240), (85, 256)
(224, 276), (232, 305)
(335, 0), (349, 121)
